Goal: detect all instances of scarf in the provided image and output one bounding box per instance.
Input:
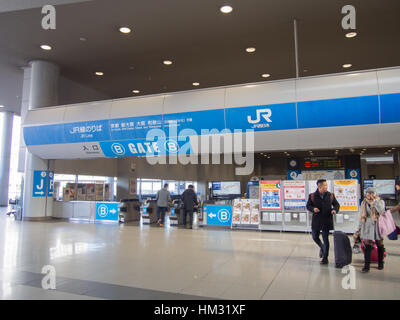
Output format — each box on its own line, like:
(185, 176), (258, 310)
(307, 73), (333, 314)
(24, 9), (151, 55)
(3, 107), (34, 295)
(360, 198), (380, 223)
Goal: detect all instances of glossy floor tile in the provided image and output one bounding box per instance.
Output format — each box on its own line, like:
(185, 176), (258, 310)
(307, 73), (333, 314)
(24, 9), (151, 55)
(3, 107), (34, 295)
(0, 207), (400, 300)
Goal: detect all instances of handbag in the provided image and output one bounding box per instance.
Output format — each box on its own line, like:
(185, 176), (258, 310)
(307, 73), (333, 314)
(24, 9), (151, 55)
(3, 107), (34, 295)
(378, 209), (396, 238)
(388, 228), (398, 240)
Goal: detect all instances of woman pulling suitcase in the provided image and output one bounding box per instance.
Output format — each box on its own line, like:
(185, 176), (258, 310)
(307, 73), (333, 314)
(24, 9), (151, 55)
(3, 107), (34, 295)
(359, 187), (386, 273)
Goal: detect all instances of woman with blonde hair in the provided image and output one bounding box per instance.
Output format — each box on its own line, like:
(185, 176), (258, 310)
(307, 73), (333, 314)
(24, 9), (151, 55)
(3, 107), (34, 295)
(360, 187), (386, 273)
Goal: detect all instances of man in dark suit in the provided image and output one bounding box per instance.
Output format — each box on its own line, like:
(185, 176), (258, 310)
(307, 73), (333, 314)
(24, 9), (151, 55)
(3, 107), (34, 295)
(181, 185), (198, 229)
(306, 179), (340, 265)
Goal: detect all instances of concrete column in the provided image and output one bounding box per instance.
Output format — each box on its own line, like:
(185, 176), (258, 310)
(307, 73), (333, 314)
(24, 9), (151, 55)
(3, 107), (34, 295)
(0, 112), (14, 206)
(22, 61), (59, 220)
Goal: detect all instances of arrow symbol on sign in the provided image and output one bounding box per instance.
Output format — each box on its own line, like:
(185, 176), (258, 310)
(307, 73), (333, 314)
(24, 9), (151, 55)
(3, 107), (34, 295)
(110, 209), (117, 214)
(208, 213), (216, 218)
(35, 191), (44, 195)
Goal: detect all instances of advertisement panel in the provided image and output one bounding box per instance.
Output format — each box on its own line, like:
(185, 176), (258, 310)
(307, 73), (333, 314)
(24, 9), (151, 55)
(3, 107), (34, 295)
(283, 180), (306, 210)
(260, 180), (282, 211)
(333, 180), (359, 211)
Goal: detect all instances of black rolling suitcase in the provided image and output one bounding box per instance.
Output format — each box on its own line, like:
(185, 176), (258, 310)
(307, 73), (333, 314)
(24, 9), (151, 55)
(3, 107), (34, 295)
(333, 231), (352, 268)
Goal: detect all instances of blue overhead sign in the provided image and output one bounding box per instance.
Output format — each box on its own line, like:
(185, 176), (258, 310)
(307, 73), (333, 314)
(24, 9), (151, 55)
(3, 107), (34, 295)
(225, 102), (297, 132)
(64, 120), (111, 143)
(380, 93), (400, 124)
(96, 202), (120, 221)
(298, 95), (380, 129)
(163, 109), (226, 135)
(110, 114), (163, 140)
(22, 93), (400, 150)
(99, 137), (192, 157)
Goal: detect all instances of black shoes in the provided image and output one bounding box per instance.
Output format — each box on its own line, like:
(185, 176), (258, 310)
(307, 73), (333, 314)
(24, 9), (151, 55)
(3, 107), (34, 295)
(361, 266), (370, 273)
(320, 259), (328, 265)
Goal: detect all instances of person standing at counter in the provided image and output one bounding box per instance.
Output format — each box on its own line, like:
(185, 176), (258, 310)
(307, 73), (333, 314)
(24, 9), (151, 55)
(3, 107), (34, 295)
(156, 183), (171, 227)
(181, 185), (198, 229)
(306, 179), (340, 265)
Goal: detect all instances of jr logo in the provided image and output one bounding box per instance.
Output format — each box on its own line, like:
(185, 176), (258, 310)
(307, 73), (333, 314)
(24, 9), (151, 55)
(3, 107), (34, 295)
(247, 108), (272, 124)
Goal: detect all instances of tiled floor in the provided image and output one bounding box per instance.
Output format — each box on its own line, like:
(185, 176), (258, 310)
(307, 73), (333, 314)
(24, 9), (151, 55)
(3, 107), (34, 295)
(0, 207), (399, 300)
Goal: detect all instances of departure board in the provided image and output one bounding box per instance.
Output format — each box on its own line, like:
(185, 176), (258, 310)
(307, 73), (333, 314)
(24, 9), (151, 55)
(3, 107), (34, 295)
(304, 159), (342, 169)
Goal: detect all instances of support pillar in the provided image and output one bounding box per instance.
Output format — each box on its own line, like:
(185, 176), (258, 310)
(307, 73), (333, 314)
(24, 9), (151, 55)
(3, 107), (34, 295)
(0, 112), (14, 206)
(22, 61), (59, 220)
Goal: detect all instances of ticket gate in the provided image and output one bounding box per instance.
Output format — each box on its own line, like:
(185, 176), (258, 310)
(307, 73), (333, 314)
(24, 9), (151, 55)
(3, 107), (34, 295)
(141, 199), (158, 224)
(119, 198), (141, 223)
(169, 199), (183, 227)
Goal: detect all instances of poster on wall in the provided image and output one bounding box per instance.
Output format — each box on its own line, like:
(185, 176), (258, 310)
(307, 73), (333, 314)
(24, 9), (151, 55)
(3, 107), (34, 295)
(283, 180), (306, 210)
(333, 180), (359, 211)
(232, 199), (242, 225)
(240, 199), (251, 224)
(250, 200), (260, 225)
(260, 180), (282, 211)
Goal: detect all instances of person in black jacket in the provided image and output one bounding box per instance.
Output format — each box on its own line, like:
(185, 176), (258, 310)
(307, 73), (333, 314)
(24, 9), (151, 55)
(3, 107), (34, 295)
(181, 185), (198, 229)
(306, 179), (340, 265)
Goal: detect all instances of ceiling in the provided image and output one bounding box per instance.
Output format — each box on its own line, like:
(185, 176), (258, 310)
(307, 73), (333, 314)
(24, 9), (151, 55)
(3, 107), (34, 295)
(256, 146), (400, 159)
(1, 0), (400, 114)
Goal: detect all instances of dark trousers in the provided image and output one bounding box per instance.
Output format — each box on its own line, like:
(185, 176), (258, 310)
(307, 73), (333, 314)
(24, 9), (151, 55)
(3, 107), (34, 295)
(157, 207), (167, 224)
(183, 209), (194, 227)
(312, 229), (330, 260)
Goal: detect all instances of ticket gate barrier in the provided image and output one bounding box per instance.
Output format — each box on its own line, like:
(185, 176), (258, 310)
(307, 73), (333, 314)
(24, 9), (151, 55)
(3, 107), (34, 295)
(141, 199), (158, 224)
(119, 198), (141, 223)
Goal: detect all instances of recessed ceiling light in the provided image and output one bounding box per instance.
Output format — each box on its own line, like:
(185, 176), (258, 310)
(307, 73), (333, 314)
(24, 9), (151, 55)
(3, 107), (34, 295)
(246, 47), (256, 53)
(392, 147), (396, 150)
(220, 5), (233, 14)
(132, 90), (140, 94)
(192, 82), (200, 86)
(261, 74), (270, 78)
(345, 32), (357, 38)
(0, 105), (4, 108)
(343, 64), (352, 68)
(40, 45), (52, 50)
(119, 27), (131, 34)
(79, 37), (87, 42)
(163, 60), (173, 65)
(95, 72), (104, 76)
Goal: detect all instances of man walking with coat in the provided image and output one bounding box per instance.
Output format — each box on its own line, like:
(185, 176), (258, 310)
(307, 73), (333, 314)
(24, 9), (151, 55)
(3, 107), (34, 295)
(181, 185), (198, 229)
(156, 183), (171, 227)
(306, 179), (340, 265)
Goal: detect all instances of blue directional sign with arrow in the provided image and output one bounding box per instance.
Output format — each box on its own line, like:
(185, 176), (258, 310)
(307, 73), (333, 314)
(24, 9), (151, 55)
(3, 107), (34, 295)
(203, 205), (232, 226)
(47, 171), (54, 197)
(96, 202), (120, 221)
(32, 170), (48, 197)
